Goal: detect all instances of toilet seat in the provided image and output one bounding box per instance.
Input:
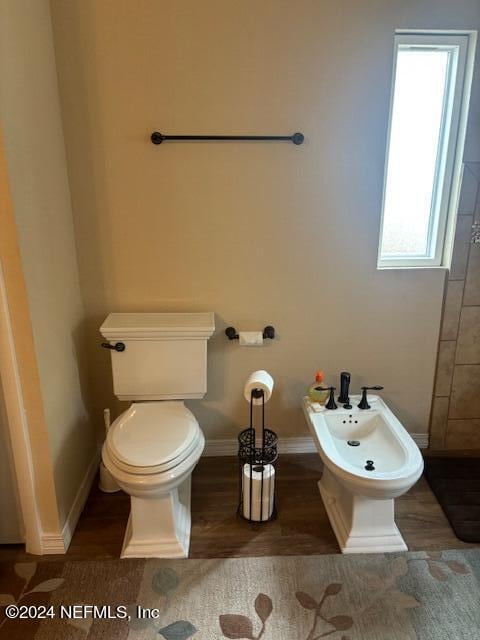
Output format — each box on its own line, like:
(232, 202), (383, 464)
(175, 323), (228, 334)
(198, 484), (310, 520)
(106, 402), (200, 475)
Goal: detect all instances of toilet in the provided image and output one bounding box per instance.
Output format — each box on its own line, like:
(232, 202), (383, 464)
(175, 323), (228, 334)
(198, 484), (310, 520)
(100, 312), (215, 559)
(303, 394), (424, 553)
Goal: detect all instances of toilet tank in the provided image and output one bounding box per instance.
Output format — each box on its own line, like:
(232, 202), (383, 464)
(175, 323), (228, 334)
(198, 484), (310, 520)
(100, 312), (215, 400)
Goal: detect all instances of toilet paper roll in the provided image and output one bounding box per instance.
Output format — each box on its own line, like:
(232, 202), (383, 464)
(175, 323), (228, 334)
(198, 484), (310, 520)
(244, 370), (274, 405)
(239, 331), (263, 346)
(242, 463), (275, 521)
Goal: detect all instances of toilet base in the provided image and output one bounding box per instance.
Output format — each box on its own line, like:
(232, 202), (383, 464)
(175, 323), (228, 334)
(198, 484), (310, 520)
(319, 468), (407, 554)
(121, 477), (192, 559)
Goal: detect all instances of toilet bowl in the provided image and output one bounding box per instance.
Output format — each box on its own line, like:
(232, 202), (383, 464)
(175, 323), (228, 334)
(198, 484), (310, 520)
(102, 401), (204, 558)
(100, 311), (215, 559)
(302, 395), (423, 553)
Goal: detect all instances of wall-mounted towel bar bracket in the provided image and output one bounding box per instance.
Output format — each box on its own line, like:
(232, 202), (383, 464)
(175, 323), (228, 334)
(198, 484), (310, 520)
(151, 132), (304, 145)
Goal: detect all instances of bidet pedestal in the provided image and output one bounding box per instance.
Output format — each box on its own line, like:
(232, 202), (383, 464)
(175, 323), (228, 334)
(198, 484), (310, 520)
(121, 477), (192, 559)
(319, 467), (407, 554)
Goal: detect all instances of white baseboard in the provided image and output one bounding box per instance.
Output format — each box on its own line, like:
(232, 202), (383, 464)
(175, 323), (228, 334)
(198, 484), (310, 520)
(40, 532), (68, 554)
(203, 433), (429, 457)
(413, 433), (429, 449)
(203, 437), (317, 457)
(61, 447), (101, 550)
(40, 447), (100, 554)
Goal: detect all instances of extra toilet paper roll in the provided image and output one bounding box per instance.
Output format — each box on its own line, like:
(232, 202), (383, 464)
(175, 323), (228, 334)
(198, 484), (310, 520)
(242, 463), (275, 521)
(239, 331), (263, 346)
(244, 370), (274, 405)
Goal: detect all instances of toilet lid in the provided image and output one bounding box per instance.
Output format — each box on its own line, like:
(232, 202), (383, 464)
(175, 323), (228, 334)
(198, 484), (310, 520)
(107, 402), (199, 470)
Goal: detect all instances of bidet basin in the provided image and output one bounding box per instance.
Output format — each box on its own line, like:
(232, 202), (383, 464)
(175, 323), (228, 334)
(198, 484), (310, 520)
(323, 412), (405, 473)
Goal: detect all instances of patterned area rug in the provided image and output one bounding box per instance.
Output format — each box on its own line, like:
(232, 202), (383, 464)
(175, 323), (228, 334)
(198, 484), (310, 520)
(1, 550), (479, 639)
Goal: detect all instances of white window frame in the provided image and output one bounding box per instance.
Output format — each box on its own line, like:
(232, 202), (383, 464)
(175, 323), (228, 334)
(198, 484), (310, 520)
(377, 30), (477, 269)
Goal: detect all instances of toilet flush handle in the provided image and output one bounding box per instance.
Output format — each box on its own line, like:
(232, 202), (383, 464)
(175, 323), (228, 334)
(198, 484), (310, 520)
(101, 342), (125, 352)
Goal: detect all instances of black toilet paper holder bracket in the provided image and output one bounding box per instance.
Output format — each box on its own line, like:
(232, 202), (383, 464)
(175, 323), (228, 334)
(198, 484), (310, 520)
(225, 326), (275, 341)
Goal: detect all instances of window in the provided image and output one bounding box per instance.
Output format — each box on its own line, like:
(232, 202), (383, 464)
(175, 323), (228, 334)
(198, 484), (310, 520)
(378, 31), (476, 268)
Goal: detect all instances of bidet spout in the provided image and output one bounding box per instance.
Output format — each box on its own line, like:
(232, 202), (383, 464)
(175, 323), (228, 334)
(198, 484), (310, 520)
(338, 371), (351, 408)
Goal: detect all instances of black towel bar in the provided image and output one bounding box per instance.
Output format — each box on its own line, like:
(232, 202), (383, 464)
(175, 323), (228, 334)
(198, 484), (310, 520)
(151, 131), (304, 145)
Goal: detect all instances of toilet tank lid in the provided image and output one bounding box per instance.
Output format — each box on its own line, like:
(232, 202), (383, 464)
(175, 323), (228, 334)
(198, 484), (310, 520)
(100, 312), (215, 340)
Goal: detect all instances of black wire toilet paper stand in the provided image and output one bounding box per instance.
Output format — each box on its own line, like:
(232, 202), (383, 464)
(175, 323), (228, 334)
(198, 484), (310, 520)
(237, 389), (278, 524)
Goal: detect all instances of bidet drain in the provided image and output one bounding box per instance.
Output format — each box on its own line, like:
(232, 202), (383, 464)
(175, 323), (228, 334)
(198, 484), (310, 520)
(347, 440), (360, 447)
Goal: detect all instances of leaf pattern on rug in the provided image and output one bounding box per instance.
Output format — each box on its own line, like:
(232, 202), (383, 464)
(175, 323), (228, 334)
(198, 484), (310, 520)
(220, 614), (254, 639)
(152, 567), (181, 594)
(158, 620), (197, 640)
(219, 593), (273, 639)
(27, 578), (65, 594)
(0, 562), (64, 632)
(127, 603), (154, 631)
(388, 591), (420, 613)
(390, 556), (409, 578)
(296, 583), (354, 639)
(408, 552), (470, 582)
(444, 560), (469, 575)
(127, 566), (197, 639)
(14, 562), (37, 581)
(67, 604), (94, 635)
(254, 593), (273, 623)
(354, 555), (420, 625)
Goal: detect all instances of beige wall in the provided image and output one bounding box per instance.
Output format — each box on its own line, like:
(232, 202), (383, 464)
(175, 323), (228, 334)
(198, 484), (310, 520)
(50, 0), (479, 440)
(0, 0), (97, 525)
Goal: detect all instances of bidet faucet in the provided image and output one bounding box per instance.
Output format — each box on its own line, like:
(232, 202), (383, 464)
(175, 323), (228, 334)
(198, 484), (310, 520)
(315, 386), (338, 410)
(358, 386), (384, 410)
(338, 371), (351, 409)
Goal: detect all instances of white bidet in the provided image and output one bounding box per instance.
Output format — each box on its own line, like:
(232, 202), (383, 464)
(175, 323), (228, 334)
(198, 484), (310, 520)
(302, 395), (423, 553)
